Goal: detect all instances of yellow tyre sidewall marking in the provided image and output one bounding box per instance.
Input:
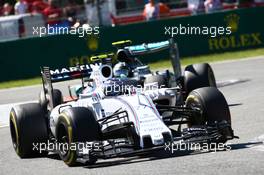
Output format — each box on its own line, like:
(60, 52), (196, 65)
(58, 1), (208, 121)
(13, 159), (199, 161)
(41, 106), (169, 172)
(186, 95), (199, 103)
(10, 111), (20, 155)
(186, 94), (202, 127)
(60, 113), (75, 165)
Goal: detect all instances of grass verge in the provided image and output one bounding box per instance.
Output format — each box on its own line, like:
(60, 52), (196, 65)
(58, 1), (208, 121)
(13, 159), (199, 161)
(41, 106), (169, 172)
(0, 77), (42, 89)
(1, 47), (264, 89)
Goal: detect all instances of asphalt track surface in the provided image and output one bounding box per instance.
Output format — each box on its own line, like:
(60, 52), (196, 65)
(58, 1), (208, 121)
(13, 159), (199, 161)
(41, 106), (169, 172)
(1, 57), (264, 175)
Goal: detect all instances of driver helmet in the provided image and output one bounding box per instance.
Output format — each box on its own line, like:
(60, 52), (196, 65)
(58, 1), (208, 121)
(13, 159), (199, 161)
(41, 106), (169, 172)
(113, 62), (129, 78)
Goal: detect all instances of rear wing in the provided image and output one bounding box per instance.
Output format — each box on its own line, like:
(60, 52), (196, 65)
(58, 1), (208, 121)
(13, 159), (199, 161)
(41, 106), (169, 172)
(41, 67), (55, 109)
(40, 64), (92, 109)
(115, 39), (182, 79)
(46, 65), (92, 83)
(40, 63), (113, 109)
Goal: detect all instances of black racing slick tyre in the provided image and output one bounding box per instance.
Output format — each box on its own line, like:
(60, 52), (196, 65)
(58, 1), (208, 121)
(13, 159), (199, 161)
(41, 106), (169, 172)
(184, 63), (216, 96)
(56, 107), (100, 166)
(9, 103), (48, 158)
(144, 75), (168, 88)
(186, 87), (232, 143)
(39, 89), (63, 111)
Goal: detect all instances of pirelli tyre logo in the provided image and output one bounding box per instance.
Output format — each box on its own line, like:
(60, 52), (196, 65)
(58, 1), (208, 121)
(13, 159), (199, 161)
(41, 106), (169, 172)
(208, 14), (263, 51)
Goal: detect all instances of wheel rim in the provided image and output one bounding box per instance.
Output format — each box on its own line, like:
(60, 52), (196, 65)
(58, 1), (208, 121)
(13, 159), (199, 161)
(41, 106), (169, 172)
(10, 119), (18, 150)
(186, 95), (205, 126)
(57, 124), (69, 157)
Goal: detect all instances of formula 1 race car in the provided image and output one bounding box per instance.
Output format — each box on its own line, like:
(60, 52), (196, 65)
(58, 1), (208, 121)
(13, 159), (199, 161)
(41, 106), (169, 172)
(9, 62), (236, 166)
(93, 39), (217, 102)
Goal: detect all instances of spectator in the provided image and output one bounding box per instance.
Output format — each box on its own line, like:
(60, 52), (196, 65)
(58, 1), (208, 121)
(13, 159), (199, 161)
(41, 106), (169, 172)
(31, 0), (49, 14)
(14, 0), (28, 15)
(43, 0), (63, 25)
(142, 0), (170, 21)
(2, 3), (13, 16)
(64, 0), (78, 26)
(255, 0), (264, 6)
(116, 0), (127, 11)
(238, 0), (254, 8)
(188, 0), (205, 14)
(204, 0), (222, 13)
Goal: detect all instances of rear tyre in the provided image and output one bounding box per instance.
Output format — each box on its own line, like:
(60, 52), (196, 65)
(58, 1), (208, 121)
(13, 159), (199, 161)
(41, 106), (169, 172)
(186, 87), (231, 143)
(56, 107), (100, 166)
(39, 89), (63, 111)
(184, 63), (216, 96)
(9, 103), (48, 158)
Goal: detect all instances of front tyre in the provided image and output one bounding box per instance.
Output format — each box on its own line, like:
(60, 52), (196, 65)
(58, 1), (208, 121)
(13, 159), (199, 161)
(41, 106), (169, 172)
(56, 107), (100, 166)
(186, 87), (232, 143)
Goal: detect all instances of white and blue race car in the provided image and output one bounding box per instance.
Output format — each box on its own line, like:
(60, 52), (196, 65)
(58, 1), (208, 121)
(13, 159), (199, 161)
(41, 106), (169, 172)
(9, 46), (236, 167)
